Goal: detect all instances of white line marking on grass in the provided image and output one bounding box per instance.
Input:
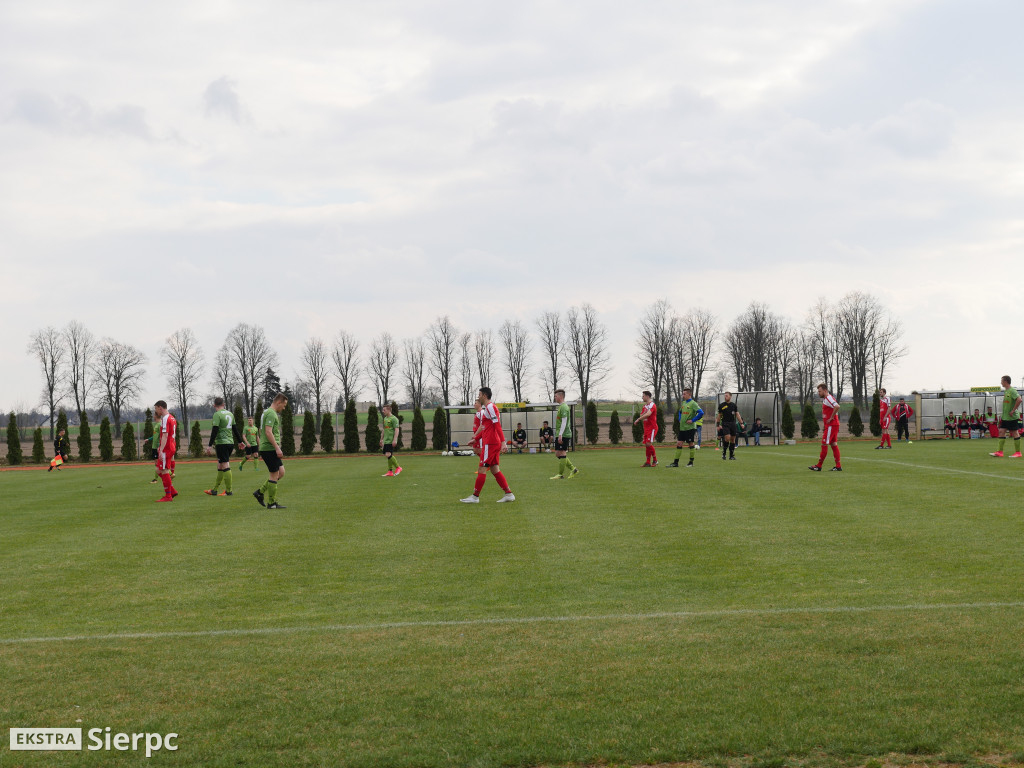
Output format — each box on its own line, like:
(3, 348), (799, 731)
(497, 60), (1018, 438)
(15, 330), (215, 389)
(759, 448), (1024, 482)
(3, 601), (1024, 646)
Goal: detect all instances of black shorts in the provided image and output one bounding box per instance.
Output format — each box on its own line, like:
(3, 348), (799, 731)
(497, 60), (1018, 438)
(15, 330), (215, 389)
(245, 445), (259, 456)
(554, 436), (571, 451)
(677, 428), (696, 443)
(151, 449), (159, 460)
(260, 450), (283, 472)
(1000, 419), (1021, 432)
(382, 443), (395, 455)
(215, 444), (234, 463)
(720, 422), (737, 437)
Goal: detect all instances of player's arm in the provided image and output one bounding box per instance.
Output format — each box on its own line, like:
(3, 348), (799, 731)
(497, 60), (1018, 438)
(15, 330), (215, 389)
(158, 428), (168, 453)
(265, 423), (282, 454)
(208, 425), (220, 447)
(1015, 396), (1023, 416)
(691, 406), (704, 425)
(232, 424), (244, 448)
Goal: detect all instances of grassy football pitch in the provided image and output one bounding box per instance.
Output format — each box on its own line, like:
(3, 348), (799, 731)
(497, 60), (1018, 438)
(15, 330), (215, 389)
(2, 441), (1024, 767)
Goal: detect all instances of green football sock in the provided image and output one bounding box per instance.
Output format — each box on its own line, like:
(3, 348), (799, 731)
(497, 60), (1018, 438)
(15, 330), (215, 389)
(1015, 438), (1021, 453)
(260, 480), (270, 494)
(224, 469), (233, 492)
(998, 438), (1006, 451)
(239, 456), (248, 469)
(268, 480), (278, 504)
(565, 458), (576, 471)
(213, 470), (223, 491)
(558, 457), (567, 477)
(689, 447), (696, 461)
(674, 447), (683, 462)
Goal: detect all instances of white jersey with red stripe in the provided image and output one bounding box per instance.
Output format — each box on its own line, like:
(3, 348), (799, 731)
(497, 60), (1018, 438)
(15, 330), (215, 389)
(879, 395), (891, 419)
(821, 394), (840, 426)
(478, 402), (505, 445)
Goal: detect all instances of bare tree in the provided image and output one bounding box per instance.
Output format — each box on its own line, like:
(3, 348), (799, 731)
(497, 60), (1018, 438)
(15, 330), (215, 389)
(806, 298), (846, 402)
(473, 330), (495, 390)
(535, 311), (565, 400)
(789, 328), (820, 412)
(63, 321), (95, 418)
(633, 299), (672, 411)
(225, 323), (279, 417)
(427, 316), (458, 405)
(402, 336), (428, 409)
(368, 333), (399, 405)
(499, 320), (532, 402)
(871, 315), (907, 394)
(834, 292), (884, 408)
(212, 344), (239, 407)
(456, 332), (474, 405)
(27, 326), (65, 438)
(566, 303), (610, 408)
(330, 330), (362, 407)
(299, 337), (330, 419)
(160, 328), (205, 433)
(682, 308), (718, 398)
(665, 316), (691, 409)
(92, 339), (146, 437)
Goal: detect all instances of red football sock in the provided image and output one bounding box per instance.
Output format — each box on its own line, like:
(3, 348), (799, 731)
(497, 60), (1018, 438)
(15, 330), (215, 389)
(473, 473), (487, 496)
(494, 471), (510, 493)
(650, 449), (657, 463)
(831, 445), (841, 467)
(817, 445), (828, 466)
(886, 434), (892, 447)
(161, 474), (172, 494)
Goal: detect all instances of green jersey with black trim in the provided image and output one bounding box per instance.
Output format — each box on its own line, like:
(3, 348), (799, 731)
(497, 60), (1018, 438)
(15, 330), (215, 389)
(212, 409), (235, 445)
(1003, 387), (1020, 420)
(259, 407), (281, 451)
(382, 415), (400, 444)
(555, 402), (571, 438)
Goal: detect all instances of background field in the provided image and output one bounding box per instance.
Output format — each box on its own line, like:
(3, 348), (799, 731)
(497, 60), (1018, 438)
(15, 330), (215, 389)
(2, 442), (1023, 767)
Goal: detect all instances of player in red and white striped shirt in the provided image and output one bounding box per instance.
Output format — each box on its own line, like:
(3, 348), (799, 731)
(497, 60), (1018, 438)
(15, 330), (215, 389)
(875, 388), (892, 450)
(633, 391), (659, 467)
(460, 387), (515, 503)
(809, 383), (842, 472)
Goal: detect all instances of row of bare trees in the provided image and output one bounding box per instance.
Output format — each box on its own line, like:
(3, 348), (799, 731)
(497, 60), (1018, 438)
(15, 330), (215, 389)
(632, 293), (905, 414)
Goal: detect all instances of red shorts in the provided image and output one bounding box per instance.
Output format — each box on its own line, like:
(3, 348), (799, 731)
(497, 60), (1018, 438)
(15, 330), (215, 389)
(478, 443), (502, 468)
(644, 425), (658, 443)
(156, 448), (176, 472)
(821, 423), (839, 445)
(880, 415), (891, 429)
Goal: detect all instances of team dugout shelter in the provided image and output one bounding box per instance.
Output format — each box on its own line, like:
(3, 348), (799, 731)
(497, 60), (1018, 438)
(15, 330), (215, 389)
(915, 388), (1005, 439)
(713, 391), (782, 446)
(443, 402), (578, 452)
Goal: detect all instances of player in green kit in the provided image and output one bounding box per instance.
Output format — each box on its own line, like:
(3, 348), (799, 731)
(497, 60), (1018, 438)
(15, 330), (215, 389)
(238, 417), (261, 470)
(990, 375), (1022, 458)
(204, 397), (244, 496)
(380, 403), (402, 476)
(549, 388), (578, 479)
(669, 387), (704, 467)
(253, 392), (288, 509)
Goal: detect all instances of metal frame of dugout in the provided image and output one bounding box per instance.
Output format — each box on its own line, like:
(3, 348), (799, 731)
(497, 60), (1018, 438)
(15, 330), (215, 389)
(713, 391), (782, 446)
(442, 402), (578, 452)
(915, 389), (1005, 439)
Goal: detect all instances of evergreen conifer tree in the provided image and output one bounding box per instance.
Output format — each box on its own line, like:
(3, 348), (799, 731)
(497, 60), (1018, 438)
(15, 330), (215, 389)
(6, 413), (22, 465)
(586, 400), (599, 444)
(391, 401), (404, 449)
(343, 399), (360, 453)
(255, 399), (265, 419)
(654, 403), (666, 443)
(77, 411), (92, 462)
(189, 421), (203, 458)
(869, 391), (882, 437)
(99, 417), (114, 462)
(301, 411), (317, 454)
(781, 399), (795, 440)
(280, 400), (296, 456)
(175, 421), (184, 457)
(848, 406), (864, 438)
(801, 403), (819, 439)
(56, 409), (69, 439)
(432, 406), (447, 450)
(143, 408), (154, 453)
(364, 404), (381, 453)
(632, 406), (644, 443)
(320, 412), (335, 453)
(32, 428), (46, 463)
(608, 409), (623, 444)
(411, 408), (427, 451)
(121, 422), (137, 461)
(234, 402), (246, 455)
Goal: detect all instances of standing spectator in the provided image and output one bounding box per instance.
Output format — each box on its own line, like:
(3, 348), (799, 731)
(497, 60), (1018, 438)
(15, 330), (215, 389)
(893, 398), (914, 443)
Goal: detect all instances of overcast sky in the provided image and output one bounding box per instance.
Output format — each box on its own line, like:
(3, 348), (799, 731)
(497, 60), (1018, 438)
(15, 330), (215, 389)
(2, 0), (1022, 414)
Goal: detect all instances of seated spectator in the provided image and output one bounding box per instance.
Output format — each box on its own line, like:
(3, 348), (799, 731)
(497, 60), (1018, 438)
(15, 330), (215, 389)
(971, 408), (984, 438)
(512, 423), (527, 453)
(957, 411), (971, 439)
(539, 421), (554, 453)
(944, 411), (957, 439)
(751, 417), (764, 446)
(984, 407), (999, 437)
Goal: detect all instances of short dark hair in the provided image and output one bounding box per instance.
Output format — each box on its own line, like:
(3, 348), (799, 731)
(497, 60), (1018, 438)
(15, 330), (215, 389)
(154, 400), (167, 409)
(1002, 375), (1012, 385)
(213, 397), (225, 407)
(542, 420), (549, 425)
(479, 386), (492, 400)
(272, 392), (288, 403)
(642, 390), (651, 398)
(682, 387), (692, 396)
(516, 422), (522, 426)
(554, 388), (565, 397)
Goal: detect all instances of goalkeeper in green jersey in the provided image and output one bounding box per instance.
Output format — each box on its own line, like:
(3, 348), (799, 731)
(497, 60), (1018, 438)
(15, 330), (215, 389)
(549, 389), (579, 479)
